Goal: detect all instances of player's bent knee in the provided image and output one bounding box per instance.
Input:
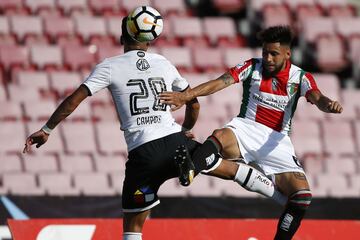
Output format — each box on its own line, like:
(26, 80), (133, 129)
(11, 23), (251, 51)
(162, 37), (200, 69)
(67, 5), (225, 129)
(288, 189), (312, 210)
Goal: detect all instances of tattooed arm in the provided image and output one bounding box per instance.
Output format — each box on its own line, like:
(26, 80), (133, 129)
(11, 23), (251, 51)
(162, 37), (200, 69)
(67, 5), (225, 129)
(160, 72), (235, 111)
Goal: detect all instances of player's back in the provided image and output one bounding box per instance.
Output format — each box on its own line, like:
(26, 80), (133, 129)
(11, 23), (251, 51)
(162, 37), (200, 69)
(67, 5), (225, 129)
(100, 50), (188, 151)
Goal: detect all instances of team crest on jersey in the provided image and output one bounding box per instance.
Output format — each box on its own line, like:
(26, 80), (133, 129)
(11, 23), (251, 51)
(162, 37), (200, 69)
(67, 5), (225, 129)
(136, 58), (150, 71)
(272, 78), (279, 91)
(288, 83), (299, 96)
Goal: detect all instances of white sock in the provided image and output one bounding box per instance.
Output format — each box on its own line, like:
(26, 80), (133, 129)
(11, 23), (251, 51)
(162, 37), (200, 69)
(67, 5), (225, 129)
(234, 163), (287, 206)
(123, 232), (142, 240)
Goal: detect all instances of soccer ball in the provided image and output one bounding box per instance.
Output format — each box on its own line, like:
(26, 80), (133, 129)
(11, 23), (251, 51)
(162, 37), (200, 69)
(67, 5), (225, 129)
(126, 6), (163, 42)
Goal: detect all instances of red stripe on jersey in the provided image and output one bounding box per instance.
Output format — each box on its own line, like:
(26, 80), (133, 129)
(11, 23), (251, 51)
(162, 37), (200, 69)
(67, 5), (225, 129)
(259, 77), (288, 96)
(255, 105), (284, 132)
(229, 60), (252, 83)
(304, 72), (319, 91)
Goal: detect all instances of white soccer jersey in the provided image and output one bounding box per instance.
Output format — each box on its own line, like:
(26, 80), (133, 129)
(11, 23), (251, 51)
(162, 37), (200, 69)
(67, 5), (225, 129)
(229, 58), (319, 135)
(83, 50), (189, 151)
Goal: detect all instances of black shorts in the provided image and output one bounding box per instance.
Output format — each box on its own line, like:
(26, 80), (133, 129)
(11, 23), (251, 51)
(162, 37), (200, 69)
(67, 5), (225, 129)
(122, 131), (200, 212)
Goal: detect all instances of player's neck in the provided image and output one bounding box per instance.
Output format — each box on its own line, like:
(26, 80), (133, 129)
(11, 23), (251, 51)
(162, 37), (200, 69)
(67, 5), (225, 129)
(124, 44), (149, 53)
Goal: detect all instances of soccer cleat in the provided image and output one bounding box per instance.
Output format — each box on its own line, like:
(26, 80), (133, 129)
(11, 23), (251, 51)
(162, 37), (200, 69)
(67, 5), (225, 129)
(174, 145), (195, 187)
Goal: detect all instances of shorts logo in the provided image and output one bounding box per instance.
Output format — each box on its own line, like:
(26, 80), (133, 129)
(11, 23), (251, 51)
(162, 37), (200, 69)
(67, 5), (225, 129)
(205, 154), (215, 167)
(134, 186), (155, 204)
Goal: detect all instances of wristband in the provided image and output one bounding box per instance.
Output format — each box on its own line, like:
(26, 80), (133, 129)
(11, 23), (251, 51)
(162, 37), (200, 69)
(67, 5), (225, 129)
(41, 125), (52, 135)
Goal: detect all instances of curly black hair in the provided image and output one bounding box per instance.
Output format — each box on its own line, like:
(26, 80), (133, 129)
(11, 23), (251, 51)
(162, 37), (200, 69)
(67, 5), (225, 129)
(257, 26), (294, 46)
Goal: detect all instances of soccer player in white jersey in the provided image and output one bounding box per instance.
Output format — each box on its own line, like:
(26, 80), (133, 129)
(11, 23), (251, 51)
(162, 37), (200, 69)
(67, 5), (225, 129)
(160, 26), (343, 239)
(23, 15), (286, 240)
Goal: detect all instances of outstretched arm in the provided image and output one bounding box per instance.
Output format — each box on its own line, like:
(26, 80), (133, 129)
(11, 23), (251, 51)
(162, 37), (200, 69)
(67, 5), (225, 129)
(181, 87), (200, 138)
(160, 72), (235, 111)
(23, 85), (89, 153)
(306, 90), (343, 113)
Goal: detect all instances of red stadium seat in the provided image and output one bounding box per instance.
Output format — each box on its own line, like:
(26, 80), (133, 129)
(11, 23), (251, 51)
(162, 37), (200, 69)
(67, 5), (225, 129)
(160, 47), (193, 70)
(282, 0), (316, 11)
(263, 5), (292, 28)
(171, 17), (208, 47)
(43, 16), (75, 41)
(354, 121), (360, 153)
(193, 48), (224, 72)
(316, 35), (348, 72)
(95, 122), (128, 154)
(0, 122), (26, 153)
(213, 179), (260, 197)
(59, 154), (94, 172)
(325, 156), (357, 174)
(301, 17), (335, 43)
(0, 0), (23, 11)
(56, 0), (88, 15)
(294, 98), (326, 121)
(63, 45), (96, 70)
(49, 70), (82, 98)
(65, 100), (92, 121)
(322, 121), (356, 157)
(316, 0), (351, 10)
(74, 15), (107, 43)
(341, 89), (360, 118)
(23, 154), (58, 173)
(203, 17), (239, 47)
(61, 122), (97, 154)
(223, 47), (255, 68)
(106, 16), (124, 41)
(16, 70), (49, 90)
(24, 0), (56, 14)
(30, 45), (63, 69)
(328, 5), (356, 18)
(74, 172), (115, 195)
(39, 173), (80, 196)
(313, 73), (341, 101)
(92, 103), (118, 121)
(93, 154), (126, 173)
(296, 5), (323, 30)
(23, 100), (57, 121)
(0, 102), (23, 121)
(109, 172), (125, 194)
(349, 36), (360, 63)
(316, 173), (349, 197)
(10, 15), (43, 42)
(334, 17), (360, 39)
(88, 0), (120, 15)
(0, 45), (29, 70)
(152, 0), (186, 16)
(96, 45), (123, 61)
(291, 120), (323, 158)
(8, 85), (43, 102)
(0, 17), (10, 36)
(87, 88), (112, 105)
(2, 173), (45, 195)
(0, 154), (22, 173)
(26, 121), (65, 154)
(193, 118), (222, 142)
(212, 0), (246, 14)
(249, 0), (283, 12)
(120, 0), (151, 13)
(302, 156), (325, 175)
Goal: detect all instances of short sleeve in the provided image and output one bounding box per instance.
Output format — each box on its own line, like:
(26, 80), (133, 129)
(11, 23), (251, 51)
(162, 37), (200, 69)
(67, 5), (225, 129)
(300, 72), (320, 100)
(170, 65), (189, 92)
(82, 60), (111, 95)
(229, 59), (254, 83)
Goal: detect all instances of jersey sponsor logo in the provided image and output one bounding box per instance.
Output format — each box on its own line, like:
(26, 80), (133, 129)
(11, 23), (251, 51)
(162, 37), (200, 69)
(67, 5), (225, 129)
(143, 17), (161, 27)
(136, 59), (150, 71)
(280, 213), (293, 231)
(136, 115), (162, 126)
(252, 93), (287, 110)
(205, 154), (216, 167)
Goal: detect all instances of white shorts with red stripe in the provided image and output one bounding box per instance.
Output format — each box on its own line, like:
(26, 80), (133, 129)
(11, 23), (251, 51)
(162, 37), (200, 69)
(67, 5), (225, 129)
(224, 117), (305, 176)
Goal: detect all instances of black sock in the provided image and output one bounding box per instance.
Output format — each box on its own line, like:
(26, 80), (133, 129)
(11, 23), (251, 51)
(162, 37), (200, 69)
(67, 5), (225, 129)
(274, 203), (306, 240)
(192, 136), (222, 174)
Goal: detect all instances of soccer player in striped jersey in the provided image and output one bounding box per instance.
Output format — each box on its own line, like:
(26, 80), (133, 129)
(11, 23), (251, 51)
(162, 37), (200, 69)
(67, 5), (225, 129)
(160, 26), (343, 239)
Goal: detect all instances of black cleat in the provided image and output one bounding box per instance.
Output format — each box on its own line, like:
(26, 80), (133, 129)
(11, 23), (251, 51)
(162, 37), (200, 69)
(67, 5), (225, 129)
(174, 145), (195, 186)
